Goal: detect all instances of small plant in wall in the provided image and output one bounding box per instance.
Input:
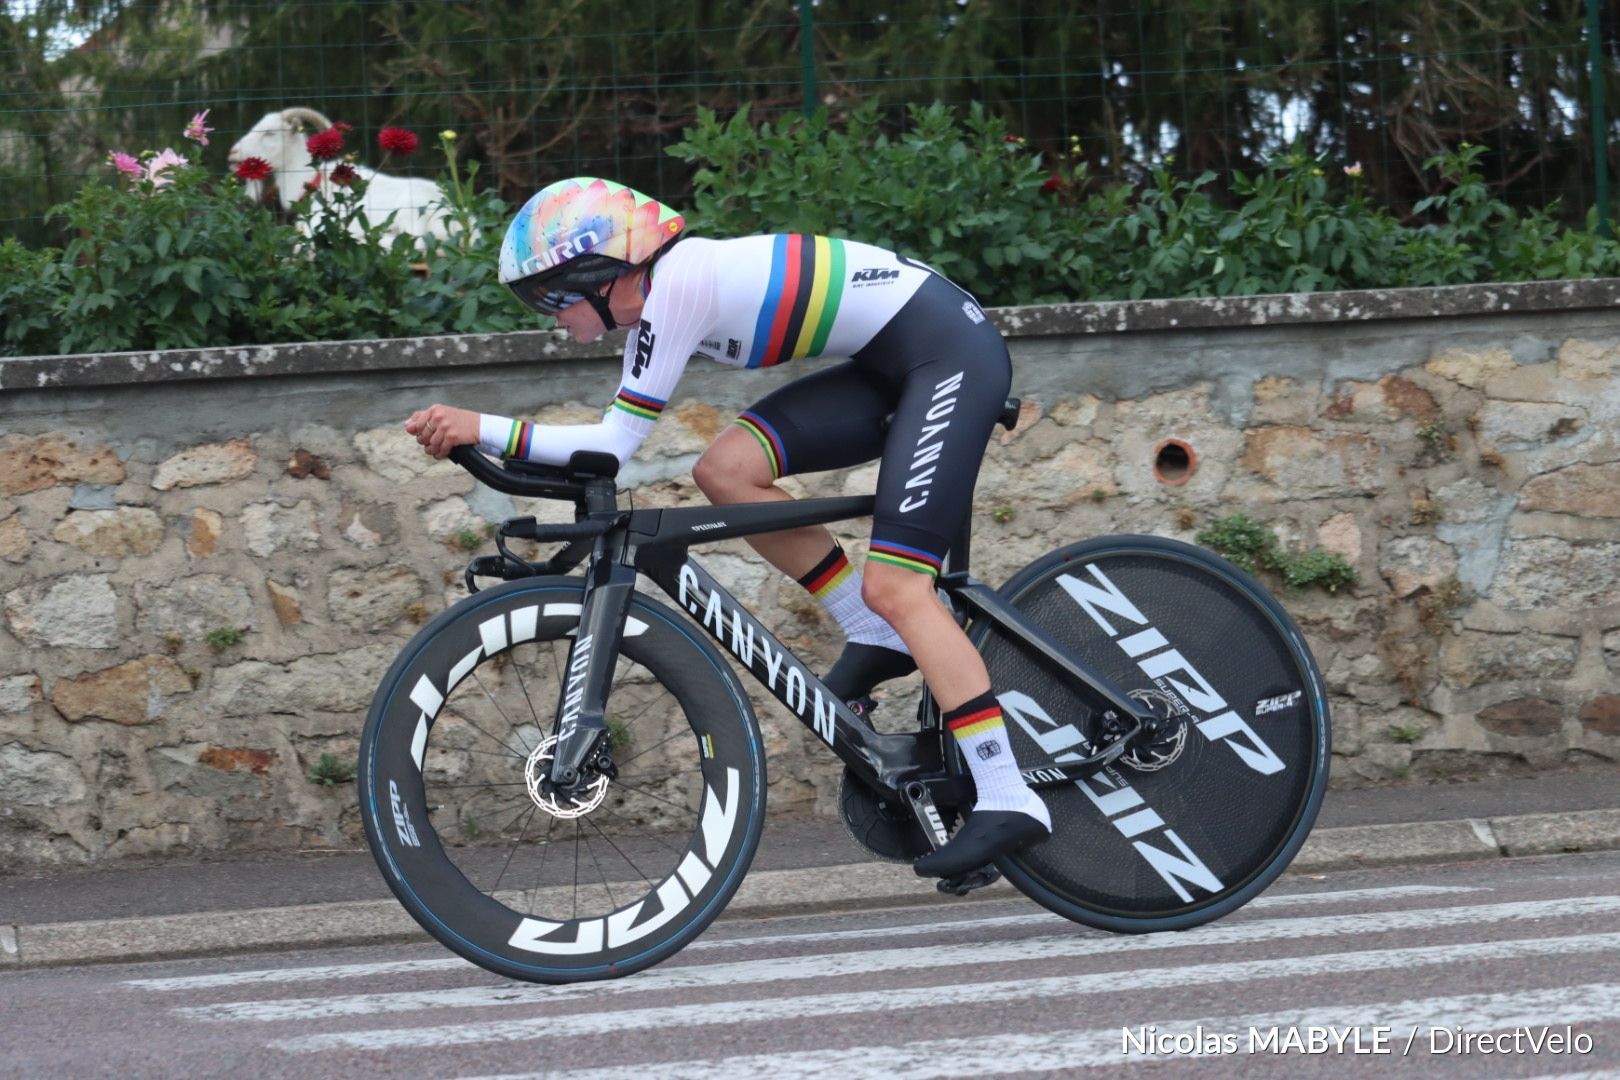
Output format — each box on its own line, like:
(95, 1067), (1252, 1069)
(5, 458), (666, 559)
(1197, 514), (1359, 594)
(305, 752), (357, 787)
(205, 626), (245, 650)
(1416, 574), (1470, 631)
(1387, 722), (1424, 744)
(1414, 420), (1454, 465)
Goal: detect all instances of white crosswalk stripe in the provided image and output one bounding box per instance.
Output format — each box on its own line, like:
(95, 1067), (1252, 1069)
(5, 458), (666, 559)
(269, 930), (1620, 1053)
(121, 883), (1482, 992)
(173, 892), (1620, 1024)
(460, 982), (1620, 1079)
(96, 875), (1620, 1078)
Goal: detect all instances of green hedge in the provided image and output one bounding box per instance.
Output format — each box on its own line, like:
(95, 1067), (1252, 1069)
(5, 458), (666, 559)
(5, 104), (1619, 358)
(669, 101), (1620, 306)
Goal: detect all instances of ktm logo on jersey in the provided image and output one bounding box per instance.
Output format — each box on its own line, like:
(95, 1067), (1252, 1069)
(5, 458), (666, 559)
(852, 268), (900, 283)
(632, 320), (656, 377)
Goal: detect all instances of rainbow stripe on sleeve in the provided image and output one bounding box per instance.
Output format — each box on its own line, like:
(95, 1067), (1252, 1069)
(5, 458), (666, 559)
(733, 411), (787, 479)
(747, 235), (847, 368)
(612, 387), (667, 422)
(868, 539), (944, 578)
(503, 420), (534, 459)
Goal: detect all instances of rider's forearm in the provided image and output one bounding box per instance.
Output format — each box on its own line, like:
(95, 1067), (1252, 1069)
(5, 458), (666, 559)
(477, 412), (645, 467)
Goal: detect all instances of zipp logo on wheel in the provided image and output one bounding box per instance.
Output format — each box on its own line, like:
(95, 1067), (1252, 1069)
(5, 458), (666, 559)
(1256, 691), (1303, 715)
(389, 779), (421, 847)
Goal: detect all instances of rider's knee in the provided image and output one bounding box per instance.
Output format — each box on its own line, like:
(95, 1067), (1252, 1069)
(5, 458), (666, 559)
(861, 563), (930, 621)
(693, 444), (750, 502)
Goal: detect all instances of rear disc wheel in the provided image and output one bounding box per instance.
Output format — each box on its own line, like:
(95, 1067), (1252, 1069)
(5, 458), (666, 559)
(964, 535), (1331, 933)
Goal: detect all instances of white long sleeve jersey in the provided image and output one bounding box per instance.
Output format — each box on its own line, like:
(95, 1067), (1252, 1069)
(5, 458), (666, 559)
(477, 234), (932, 466)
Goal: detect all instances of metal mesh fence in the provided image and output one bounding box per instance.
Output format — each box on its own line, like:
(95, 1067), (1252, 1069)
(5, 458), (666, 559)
(3, 0), (1616, 248)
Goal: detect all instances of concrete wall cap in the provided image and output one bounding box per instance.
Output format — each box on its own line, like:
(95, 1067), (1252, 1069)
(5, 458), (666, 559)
(8, 278), (1620, 392)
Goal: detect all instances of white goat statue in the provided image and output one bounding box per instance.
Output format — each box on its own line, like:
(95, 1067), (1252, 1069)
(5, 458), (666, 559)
(227, 107), (452, 244)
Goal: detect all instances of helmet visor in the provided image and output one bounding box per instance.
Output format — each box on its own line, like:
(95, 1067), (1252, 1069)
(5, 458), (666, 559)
(509, 281), (585, 316)
(505, 252), (630, 315)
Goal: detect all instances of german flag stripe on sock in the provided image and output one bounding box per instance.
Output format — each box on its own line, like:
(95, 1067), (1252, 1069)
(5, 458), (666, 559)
(947, 706), (1003, 739)
(734, 411), (787, 478)
(868, 539), (944, 578)
(802, 552), (853, 599)
(611, 387), (666, 422)
(503, 420), (534, 459)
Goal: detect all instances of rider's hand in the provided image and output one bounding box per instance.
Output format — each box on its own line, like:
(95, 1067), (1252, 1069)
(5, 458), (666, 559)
(405, 405), (480, 459)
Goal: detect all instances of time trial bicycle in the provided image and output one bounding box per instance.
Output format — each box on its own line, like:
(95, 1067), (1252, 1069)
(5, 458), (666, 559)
(357, 397), (1330, 983)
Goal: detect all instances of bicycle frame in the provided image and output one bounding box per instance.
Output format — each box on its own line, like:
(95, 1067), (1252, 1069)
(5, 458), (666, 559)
(528, 486), (1157, 826)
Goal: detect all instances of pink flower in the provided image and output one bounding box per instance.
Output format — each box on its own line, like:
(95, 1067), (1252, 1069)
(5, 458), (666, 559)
(145, 147), (189, 187)
(183, 109), (213, 146)
(378, 127), (419, 157)
(306, 127), (345, 162)
(1344, 161), (1364, 178)
(234, 156), (272, 182)
(108, 152), (142, 177)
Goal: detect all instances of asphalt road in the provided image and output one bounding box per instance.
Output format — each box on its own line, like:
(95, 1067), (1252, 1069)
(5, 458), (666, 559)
(4, 852), (1620, 1079)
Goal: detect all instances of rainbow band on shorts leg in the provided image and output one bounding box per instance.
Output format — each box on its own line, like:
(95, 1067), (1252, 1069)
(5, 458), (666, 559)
(503, 420), (534, 459)
(612, 387), (666, 422)
(947, 706), (1004, 740)
(868, 539), (944, 578)
(734, 411), (788, 479)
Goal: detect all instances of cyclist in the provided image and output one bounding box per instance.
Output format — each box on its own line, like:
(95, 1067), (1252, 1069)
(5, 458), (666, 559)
(405, 176), (1050, 878)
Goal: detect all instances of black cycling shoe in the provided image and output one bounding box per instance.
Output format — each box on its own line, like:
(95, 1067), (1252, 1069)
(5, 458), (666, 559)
(822, 642), (918, 702)
(912, 810), (1051, 880)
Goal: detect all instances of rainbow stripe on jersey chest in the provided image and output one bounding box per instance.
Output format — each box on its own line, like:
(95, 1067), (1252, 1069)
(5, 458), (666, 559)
(747, 235), (847, 368)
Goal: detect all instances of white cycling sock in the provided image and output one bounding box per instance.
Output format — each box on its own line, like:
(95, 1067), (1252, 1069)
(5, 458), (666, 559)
(797, 546), (910, 654)
(946, 693), (1051, 826)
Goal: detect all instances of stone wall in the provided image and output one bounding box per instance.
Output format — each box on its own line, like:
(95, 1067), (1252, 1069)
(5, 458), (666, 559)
(2, 280), (1618, 868)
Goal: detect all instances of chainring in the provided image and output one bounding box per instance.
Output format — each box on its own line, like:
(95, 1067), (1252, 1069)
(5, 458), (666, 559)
(837, 767), (937, 863)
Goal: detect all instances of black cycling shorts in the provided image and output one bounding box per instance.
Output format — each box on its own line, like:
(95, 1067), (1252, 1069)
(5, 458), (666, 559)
(734, 274), (1012, 576)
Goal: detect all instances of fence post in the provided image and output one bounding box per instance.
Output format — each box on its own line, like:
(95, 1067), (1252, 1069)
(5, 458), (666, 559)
(1590, 0), (1611, 238)
(800, 1), (817, 116)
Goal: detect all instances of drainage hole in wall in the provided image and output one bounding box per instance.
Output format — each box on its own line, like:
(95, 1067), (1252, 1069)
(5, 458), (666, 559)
(1153, 439), (1196, 485)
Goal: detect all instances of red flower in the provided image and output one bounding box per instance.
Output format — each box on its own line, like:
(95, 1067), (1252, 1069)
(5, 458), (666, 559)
(333, 121), (354, 134)
(234, 156), (272, 182)
(306, 127), (345, 162)
(1041, 173), (1067, 193)
(330, 163), (359, 186)
(378, 127), (419, 157)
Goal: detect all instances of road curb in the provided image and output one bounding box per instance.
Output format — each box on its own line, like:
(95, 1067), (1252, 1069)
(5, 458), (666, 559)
(4, 808), (1617, 970)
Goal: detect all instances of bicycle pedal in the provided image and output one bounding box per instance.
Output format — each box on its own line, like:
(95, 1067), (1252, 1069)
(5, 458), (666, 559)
(936, 864), (1002, 897)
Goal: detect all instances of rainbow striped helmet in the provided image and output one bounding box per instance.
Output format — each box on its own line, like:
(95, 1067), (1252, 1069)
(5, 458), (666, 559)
(499, 177), (685, 317)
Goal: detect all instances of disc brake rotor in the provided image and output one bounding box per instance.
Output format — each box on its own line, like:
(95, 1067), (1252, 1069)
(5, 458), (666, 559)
(1119, 687), (1187, 772)
(524, 734), (609, 819)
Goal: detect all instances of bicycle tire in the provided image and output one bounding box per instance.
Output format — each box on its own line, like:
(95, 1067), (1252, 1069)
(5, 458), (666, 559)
(960, 534), (1331, 933)
(359, 577), (766, 982)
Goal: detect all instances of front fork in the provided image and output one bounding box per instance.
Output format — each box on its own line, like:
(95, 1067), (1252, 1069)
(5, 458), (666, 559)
(546, 552), (637, 791)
